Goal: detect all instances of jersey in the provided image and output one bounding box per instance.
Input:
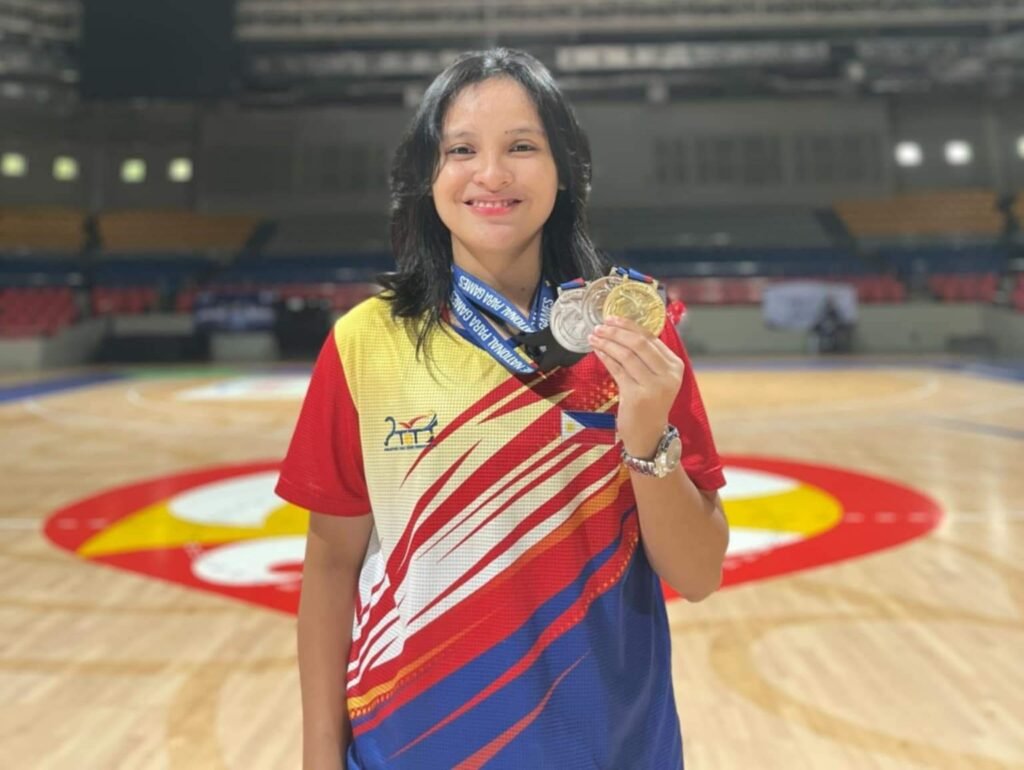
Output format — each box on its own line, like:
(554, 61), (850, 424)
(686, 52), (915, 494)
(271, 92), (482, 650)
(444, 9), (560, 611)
(276, 294), (726, 769)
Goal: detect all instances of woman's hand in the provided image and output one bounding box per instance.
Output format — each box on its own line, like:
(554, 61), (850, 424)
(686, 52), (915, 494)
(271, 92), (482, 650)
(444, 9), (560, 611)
(588, 315), (684, 458)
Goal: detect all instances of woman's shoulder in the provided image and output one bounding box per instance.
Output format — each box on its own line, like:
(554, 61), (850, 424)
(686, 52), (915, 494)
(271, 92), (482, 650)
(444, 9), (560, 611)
(332, 291), (393, 336)
(330, 291), (421, 361)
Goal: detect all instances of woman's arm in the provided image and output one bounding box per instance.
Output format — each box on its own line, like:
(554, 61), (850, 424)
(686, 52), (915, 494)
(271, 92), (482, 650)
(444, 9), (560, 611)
(628, 467), (728, 601)
(589, 315), (729, 600)
(298, 512), (374, 770)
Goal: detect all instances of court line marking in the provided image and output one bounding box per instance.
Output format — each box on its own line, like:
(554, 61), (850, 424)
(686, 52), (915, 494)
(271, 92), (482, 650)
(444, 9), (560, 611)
(924, 418), (1024, 442)
(0, 372), (125, 405)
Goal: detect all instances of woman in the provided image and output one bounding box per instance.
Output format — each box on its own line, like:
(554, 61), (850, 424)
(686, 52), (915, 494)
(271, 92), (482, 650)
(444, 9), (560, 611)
(277, 47), (728, 770)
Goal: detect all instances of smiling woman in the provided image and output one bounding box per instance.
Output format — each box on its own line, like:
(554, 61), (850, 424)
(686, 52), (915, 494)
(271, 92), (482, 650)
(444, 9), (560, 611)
(378, 47), (608, 361)
(276, 47), (729, 770)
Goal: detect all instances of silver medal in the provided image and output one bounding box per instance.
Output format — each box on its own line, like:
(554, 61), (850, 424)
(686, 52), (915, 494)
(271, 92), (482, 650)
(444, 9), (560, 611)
(549, 287), (593, 353)
(582, 274), (623, 331)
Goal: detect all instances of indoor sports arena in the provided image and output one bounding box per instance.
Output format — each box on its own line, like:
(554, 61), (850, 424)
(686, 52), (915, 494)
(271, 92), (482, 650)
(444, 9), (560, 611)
(2, 2), (1023, 768)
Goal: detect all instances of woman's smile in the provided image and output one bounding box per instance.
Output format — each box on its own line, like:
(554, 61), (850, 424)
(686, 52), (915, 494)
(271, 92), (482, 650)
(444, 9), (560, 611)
(465, 197), (522, 216)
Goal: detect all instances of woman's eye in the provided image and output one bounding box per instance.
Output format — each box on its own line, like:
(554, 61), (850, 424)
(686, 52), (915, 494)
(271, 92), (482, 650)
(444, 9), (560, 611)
(444, 143), (536, 156)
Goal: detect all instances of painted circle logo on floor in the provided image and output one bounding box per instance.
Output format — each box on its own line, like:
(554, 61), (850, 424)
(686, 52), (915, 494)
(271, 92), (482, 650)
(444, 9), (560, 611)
(43, 456), (942, 613)
(660, 455), (942, 600)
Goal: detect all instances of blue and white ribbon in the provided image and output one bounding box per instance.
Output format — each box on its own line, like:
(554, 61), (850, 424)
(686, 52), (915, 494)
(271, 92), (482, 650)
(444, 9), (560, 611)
(448, 266), (557, 374)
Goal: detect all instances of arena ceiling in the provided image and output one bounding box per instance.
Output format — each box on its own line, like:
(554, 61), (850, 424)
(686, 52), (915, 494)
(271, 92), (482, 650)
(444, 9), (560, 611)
(1, 0), (1024, 107)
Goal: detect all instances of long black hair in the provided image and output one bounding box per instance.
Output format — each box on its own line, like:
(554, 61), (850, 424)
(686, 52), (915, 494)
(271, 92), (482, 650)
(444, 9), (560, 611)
(375, 47), (610, 362)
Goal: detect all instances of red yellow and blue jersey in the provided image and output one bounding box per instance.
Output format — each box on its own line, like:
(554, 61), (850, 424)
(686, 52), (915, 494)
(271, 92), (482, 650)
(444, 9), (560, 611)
(276, 294), (725, 769)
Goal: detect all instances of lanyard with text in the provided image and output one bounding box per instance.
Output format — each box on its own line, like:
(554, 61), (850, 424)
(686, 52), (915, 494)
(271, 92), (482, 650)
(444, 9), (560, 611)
(448, 265), (557, 374)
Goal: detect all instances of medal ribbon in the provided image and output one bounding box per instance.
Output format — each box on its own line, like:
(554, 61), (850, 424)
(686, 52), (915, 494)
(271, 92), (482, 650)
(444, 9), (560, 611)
(448, 266), (557, 374)
(446, 266), (654, 374)
(612, 266), (655, 284)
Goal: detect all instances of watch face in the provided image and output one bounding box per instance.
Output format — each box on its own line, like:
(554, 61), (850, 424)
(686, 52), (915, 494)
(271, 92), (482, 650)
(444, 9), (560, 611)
(663, 436), (682, 470)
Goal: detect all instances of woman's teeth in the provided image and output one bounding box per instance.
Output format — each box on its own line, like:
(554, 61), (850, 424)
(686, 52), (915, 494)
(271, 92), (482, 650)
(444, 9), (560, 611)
(471, 200), (517, 208)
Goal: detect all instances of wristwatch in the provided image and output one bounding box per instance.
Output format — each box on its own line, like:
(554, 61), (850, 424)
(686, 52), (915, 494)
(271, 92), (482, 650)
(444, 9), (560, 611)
(620, 425), (682, 478)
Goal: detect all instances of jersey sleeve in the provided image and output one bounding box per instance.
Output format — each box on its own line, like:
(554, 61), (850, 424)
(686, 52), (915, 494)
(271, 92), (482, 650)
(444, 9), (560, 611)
(275, 326), (372, 516)
(659, 318), (726, 492)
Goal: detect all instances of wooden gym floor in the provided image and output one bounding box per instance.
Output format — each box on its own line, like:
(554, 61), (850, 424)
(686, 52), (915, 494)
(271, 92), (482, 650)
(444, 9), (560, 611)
(1, 357), (1022, 769)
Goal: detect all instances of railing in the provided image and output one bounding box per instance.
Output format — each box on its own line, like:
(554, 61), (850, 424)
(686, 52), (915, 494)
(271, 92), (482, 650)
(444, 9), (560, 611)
(0, 0), (79, 42)
(237, 0), (1024, 40)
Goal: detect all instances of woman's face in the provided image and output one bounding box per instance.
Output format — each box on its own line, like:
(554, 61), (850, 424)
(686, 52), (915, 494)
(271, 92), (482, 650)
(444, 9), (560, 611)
(431, 77), (559, 263)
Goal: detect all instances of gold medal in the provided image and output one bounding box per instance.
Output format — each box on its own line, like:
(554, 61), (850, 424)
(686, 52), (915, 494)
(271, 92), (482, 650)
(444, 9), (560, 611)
(602, 280), (666, 337)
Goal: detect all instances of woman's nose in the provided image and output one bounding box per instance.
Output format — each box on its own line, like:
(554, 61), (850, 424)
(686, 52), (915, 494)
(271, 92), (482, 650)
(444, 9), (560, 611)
(472, 152), (513, 190)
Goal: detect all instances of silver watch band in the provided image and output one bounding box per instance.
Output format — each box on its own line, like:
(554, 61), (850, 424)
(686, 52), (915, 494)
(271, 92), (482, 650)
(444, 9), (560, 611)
(620, 425), (679, 477)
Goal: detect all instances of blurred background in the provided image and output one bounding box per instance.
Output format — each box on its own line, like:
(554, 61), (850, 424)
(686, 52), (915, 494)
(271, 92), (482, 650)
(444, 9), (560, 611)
(2, 0), (1023, 369)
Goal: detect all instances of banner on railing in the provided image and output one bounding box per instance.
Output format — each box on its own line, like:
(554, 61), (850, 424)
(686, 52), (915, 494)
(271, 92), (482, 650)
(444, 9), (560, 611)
(762, 281), (858, 331)
(193, 290), (277, 332)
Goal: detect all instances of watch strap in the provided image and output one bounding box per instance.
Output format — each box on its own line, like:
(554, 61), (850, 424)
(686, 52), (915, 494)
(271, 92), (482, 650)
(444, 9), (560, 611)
(620, 425), (679, 477)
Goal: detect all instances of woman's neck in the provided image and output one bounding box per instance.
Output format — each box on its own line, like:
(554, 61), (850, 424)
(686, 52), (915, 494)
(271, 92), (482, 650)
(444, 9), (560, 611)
(452, 239), (543, 316)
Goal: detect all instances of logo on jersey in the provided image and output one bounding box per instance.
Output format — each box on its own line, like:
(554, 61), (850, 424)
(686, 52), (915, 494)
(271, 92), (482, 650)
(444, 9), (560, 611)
(384, 412), (439, 451)
(42, 456), (942, 614)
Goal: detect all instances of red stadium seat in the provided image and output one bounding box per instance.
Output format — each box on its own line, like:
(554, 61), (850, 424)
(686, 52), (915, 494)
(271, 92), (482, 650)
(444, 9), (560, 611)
(926, 273), (999, 303)
(0, 287), (77, 337)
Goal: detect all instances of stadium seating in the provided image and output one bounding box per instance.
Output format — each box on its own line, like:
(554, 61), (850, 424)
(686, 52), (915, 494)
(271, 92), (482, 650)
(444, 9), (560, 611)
(662, 274), (905, 306)
(835, 190), (1002, 241)
(91, 286), (161, 315)
(877, 244), (1005, 274)
(98, 210), (260, 253)
(0, 208), (84, 253)
(0, 287), (79, 337)
(90, 255), (212, 314)
(219, 254), (391, 282)
(2, 197), (1017, 336)
(1013, 275), (1024, 313)
(192, 281), (379, 313)
(927, 273), (999, 303)
(198, 254), (388, 312)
